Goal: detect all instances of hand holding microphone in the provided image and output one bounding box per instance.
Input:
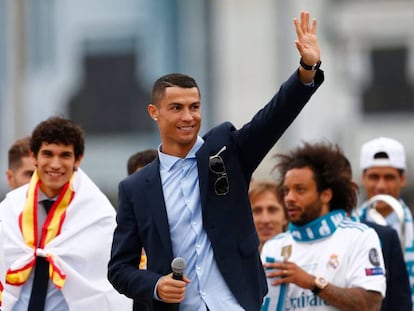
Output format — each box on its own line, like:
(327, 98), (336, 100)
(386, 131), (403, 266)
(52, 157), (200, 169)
(156, 257), (189, 305)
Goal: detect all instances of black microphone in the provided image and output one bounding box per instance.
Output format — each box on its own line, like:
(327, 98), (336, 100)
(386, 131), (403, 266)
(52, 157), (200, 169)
(171, 257), (186, 280)
(168, 257), (186, 311)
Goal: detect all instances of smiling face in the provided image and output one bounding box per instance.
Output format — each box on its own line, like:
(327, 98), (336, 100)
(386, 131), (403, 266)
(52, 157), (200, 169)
(148, 86), (201, 158)
(35, 142), (82, 198)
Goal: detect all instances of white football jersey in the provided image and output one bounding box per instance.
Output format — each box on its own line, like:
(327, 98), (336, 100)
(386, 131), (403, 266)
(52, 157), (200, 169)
(261, 219), (386, 311)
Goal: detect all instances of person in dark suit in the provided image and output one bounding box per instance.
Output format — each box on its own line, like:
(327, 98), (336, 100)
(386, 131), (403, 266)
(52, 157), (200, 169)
(108, 11), (324, 311)
(127, 149), (158, 311)
(361, 220), (412, 311)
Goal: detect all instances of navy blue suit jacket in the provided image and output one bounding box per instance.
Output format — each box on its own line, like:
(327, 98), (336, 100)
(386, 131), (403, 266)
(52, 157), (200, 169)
(108, 70), (324, 311)
(361, 221), (412, 311)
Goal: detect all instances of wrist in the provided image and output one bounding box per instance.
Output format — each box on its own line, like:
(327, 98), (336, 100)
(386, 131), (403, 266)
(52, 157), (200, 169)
(300, 57), (321, 71)
(311, 276), (328, 295)
(298, 66), (316, 84)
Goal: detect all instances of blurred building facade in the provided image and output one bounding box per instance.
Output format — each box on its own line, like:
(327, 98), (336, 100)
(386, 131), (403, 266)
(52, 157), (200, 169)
(1, 0), (414, 206)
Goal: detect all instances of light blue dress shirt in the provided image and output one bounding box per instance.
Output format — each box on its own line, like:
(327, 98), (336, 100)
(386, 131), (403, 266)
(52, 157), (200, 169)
(158, 136), (244, 311)
(12, 192), (69, 311)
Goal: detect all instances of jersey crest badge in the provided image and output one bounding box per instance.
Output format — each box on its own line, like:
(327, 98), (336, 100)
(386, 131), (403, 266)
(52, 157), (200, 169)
(281, 245), (292, 260)
(327, 253), (340, 270)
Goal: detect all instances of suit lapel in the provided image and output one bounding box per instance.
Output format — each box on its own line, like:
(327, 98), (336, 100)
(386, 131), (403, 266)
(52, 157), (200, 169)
(196, 143), (210, 210)
(145, 161), (174, 260)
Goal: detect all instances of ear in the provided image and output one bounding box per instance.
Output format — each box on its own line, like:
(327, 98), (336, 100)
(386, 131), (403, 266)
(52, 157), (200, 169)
(147, 104), (158, 121)
(400, 173), (407, 187)
(30, 150), (37, 163)
(74, 155), (84, 170)
(6, 169), (14, 189)
(320, 188), (332, 204)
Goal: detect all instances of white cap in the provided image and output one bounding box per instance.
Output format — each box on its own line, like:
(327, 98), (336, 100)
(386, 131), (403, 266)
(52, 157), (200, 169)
(360, 137), (406, 171)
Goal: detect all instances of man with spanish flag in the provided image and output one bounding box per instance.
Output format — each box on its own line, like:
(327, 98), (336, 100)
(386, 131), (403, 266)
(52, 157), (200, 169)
(0, 116), (131, 311)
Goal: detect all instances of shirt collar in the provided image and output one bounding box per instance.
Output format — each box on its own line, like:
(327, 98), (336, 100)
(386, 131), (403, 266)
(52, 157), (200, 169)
(158, 136), (204, 172)
(37, 190), (58, 203)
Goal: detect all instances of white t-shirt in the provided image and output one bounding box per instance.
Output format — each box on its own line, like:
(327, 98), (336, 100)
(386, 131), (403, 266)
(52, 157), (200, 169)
(261, 219), (386, 311)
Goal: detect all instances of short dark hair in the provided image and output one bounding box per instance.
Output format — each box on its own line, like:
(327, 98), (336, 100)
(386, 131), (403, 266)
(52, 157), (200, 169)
(8, 136), (31, 170)
(30, 116), (85, 160)
(127, 149), (157, 175)
(151, 73), (200, 106)
(274, 141), (357, 214)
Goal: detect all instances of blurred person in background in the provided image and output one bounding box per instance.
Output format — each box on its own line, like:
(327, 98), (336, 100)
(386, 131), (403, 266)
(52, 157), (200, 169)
(357, 136), (414, 305)
(127, 149), (158, 176)
(342, 145), (412, 311)
(249, 180), (288, 252)
(6, 136), (36, 190)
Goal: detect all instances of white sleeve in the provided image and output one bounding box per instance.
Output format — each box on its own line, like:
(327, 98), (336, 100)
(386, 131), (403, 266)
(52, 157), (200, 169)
(0, 220), (5, 303)
(346, 227), (386, 297)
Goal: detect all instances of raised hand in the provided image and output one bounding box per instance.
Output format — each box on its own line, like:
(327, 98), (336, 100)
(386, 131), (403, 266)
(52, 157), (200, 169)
(294, 11), (320, 65)
(293, 11), (321, 83)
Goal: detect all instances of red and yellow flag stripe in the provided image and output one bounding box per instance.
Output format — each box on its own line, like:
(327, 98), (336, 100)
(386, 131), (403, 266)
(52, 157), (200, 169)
(0, 281), (3, 306)
(6, 170), (75, 289)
